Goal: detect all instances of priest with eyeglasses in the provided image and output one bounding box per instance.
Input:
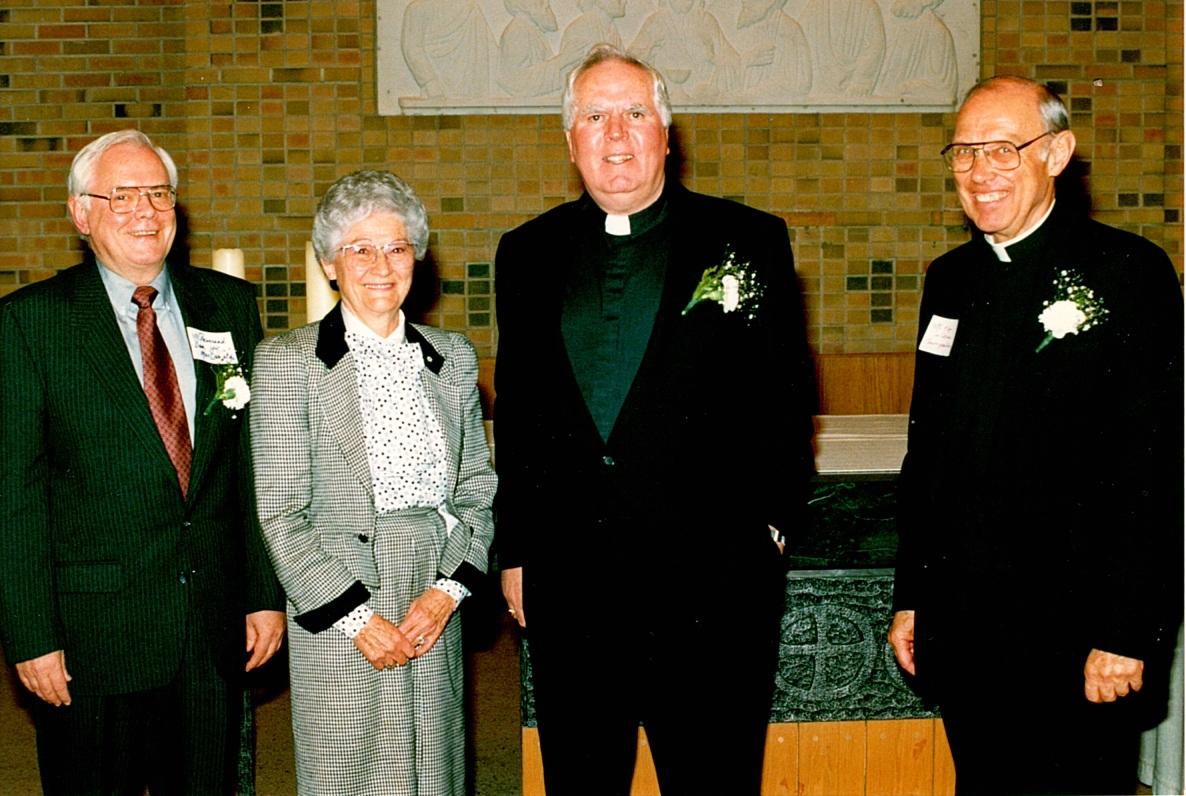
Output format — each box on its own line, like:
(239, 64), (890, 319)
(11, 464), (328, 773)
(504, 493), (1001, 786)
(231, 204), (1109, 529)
(889, 76), (1183, 796)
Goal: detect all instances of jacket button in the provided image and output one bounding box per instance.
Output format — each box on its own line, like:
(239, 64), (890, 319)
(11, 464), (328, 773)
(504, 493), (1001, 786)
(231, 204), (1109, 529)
(358, 534), (369, 543)
(602, 455), (615, 467)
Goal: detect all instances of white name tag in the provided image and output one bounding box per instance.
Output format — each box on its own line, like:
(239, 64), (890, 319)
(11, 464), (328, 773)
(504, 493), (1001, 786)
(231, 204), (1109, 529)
(918, 315), (958, 357)
(187, 328), (239, 364)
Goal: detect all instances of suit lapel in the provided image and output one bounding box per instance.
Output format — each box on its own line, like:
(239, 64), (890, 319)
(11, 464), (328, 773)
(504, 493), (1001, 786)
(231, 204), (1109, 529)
(171, 266), (220, 496)
(314, 305), (374, 494)
(68, 264), (175, 472)
(608, 190), (709, 441)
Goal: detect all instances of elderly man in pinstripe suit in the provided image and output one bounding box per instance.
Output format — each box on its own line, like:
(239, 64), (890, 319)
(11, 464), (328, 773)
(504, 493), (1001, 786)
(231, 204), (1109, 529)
(0, 129), (286, 794)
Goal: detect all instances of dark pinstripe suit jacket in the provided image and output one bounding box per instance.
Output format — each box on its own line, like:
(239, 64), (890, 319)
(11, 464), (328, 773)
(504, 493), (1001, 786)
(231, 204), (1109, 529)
(0, 261), (284, 695)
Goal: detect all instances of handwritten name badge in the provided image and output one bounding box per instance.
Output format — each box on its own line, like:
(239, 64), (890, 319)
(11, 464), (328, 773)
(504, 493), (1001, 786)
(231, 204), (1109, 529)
(918, 315), (958, 357)
(187, 328), (239, 364)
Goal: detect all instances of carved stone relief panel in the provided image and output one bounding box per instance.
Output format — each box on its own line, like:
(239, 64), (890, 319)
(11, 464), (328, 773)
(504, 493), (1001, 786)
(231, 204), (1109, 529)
(377, 0), (980, 115)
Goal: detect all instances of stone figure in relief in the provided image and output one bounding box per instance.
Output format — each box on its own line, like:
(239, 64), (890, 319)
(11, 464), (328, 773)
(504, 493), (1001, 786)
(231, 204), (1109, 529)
(402, 0), (493, 99)
(874, 0), (957, 103)
(630, 0), (740, 102)
(498, 0), (563, 97)
(557, 0), (626, 77)
(799, 0), (886, 97)
(734, 0), (812, 100)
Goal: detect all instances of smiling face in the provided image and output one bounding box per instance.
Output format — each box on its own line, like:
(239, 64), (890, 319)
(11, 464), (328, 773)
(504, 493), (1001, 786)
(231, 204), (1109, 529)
(565, 58), (670, 216)
(67, 142), (176, 284)
(322, 211), (415, 337)
(952, 81), (1075, 242)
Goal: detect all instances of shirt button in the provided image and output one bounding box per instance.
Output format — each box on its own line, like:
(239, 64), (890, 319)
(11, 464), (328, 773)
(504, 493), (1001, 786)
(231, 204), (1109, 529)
(178, 573), (188, 585)
(602, 455), (615, 467)
(358, 534), (369, 543)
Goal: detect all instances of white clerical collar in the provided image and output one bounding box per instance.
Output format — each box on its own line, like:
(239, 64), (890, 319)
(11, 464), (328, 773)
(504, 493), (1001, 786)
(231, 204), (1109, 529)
(985, 200), (1056, 262)
(341, 303), (406, 343)
(605, 214), (631, 236)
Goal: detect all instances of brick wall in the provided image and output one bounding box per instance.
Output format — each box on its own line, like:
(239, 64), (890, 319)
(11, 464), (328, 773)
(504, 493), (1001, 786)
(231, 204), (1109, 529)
(0, 0), (1180, 358)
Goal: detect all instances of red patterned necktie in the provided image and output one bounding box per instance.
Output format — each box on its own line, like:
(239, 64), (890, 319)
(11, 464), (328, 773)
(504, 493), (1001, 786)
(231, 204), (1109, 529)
(132, 285), (192, 497)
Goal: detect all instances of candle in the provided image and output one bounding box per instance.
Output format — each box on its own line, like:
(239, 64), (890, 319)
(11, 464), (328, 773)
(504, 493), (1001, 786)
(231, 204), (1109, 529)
(306, 240), (338, 323)
(211, 248), (245, 279)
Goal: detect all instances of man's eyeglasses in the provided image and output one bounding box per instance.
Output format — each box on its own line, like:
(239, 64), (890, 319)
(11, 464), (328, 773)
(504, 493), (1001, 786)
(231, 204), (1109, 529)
(83, 186), (177, 214)
(940, 132), (1054, 173)
(336, 240), (414, 267)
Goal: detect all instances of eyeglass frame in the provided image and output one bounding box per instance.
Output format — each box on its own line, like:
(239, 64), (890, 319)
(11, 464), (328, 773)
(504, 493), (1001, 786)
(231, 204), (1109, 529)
(939, 131), (1055, 173)
(82, 185), (178, 214)
(335, 240), (415, 267)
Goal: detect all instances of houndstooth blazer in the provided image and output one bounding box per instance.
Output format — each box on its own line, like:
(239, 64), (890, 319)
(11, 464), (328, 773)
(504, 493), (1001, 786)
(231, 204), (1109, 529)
(250, 303), (495, 631)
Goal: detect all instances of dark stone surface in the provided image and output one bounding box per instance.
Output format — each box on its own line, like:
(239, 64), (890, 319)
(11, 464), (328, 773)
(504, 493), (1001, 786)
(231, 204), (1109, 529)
(773, 570), (934, 721)
(788, 476), (900, 570)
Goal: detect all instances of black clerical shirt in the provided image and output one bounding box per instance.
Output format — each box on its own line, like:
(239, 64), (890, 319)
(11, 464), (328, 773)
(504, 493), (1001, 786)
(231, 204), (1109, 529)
(561, 192), (671, 441)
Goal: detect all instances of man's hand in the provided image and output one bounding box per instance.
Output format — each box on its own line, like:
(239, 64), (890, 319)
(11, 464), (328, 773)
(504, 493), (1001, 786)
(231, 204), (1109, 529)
(1084, 648), (1143, 703)
(502, 567), (526, 628)
(397, 588), (455, 658)
(353, 613), (417, 671)
(245, 610), (286, 671)
(888, 610), (916, 676)
(16, 650), (72, 706)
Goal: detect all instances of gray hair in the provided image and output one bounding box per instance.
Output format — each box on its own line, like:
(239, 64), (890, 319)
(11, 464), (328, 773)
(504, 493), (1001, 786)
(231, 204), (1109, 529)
(961, 76), (1070, 134)
(312, 170), (430, 263)
(561, 43), (672, 131)
(67, 129), (179, 201)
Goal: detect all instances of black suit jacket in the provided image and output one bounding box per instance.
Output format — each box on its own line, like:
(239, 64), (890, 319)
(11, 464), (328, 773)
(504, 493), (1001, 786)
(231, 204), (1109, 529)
(0, 261), (284, 695)
(894, 204), (1183, 696)
(493, 186), (816, 612)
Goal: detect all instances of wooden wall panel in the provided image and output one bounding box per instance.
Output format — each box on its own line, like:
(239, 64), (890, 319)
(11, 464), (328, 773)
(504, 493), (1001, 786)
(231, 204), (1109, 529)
(798, 721), (867, 796)
(523, 728), (546, 796)
(934, 720), (957, 796)
(761, 723), (800, 796)
(523, 719), (955, 795)
(867, 718), (935, 796)
(815, 353), (916, 415)
(629, 729), (661, 796)
(483, 352), (916, 419)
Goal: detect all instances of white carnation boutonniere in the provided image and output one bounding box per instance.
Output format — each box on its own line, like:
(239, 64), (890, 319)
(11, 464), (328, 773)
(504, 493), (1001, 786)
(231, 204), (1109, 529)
(1035, 269), (1109, 353)
(682, 245), (765, 322)
(204, 362), (251, 417)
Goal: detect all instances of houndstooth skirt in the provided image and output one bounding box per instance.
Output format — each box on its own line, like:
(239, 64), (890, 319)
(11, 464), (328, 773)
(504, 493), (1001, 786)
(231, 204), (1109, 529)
(285, 507), (465, 796)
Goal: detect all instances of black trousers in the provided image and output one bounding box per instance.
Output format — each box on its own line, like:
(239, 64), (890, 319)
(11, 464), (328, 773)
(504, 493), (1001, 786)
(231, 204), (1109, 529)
(526, 573), (785, 796)
(937, 685), (1142, 796)
(32, 622), (240, 796)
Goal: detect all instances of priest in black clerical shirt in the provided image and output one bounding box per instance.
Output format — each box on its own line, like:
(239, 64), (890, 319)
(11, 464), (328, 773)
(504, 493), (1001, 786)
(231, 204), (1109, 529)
(493, 44), (816, 796)
(889, 76), (1183, 796)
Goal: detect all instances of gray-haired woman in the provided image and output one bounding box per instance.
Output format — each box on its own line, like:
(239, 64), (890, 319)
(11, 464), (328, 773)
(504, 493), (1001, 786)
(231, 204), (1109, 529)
(250, 170), (495, 794)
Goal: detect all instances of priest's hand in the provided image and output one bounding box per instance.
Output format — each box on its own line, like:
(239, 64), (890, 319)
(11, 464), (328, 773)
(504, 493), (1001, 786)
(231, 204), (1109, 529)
(1084, 649), (1143, 703)
(888, 610), (916, 676)
(502, 566), (526, 628)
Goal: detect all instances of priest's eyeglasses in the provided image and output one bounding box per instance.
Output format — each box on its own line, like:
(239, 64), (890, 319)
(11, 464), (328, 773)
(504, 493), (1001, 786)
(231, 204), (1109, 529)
(940, 132), (1054, 172)
(336, 240), (413, 268)
(84, 186), (178, 214)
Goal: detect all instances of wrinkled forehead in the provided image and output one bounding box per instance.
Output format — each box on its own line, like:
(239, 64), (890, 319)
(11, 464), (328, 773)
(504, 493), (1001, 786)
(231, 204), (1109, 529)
(954, 87), (1042, 141)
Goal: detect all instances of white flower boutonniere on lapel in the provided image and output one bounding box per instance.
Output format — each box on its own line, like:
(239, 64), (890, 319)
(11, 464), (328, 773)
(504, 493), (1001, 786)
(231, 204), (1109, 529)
(204, 362), (251, 417)
(1035, 269), (1109, 353)
(682, 245), (765, 322)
